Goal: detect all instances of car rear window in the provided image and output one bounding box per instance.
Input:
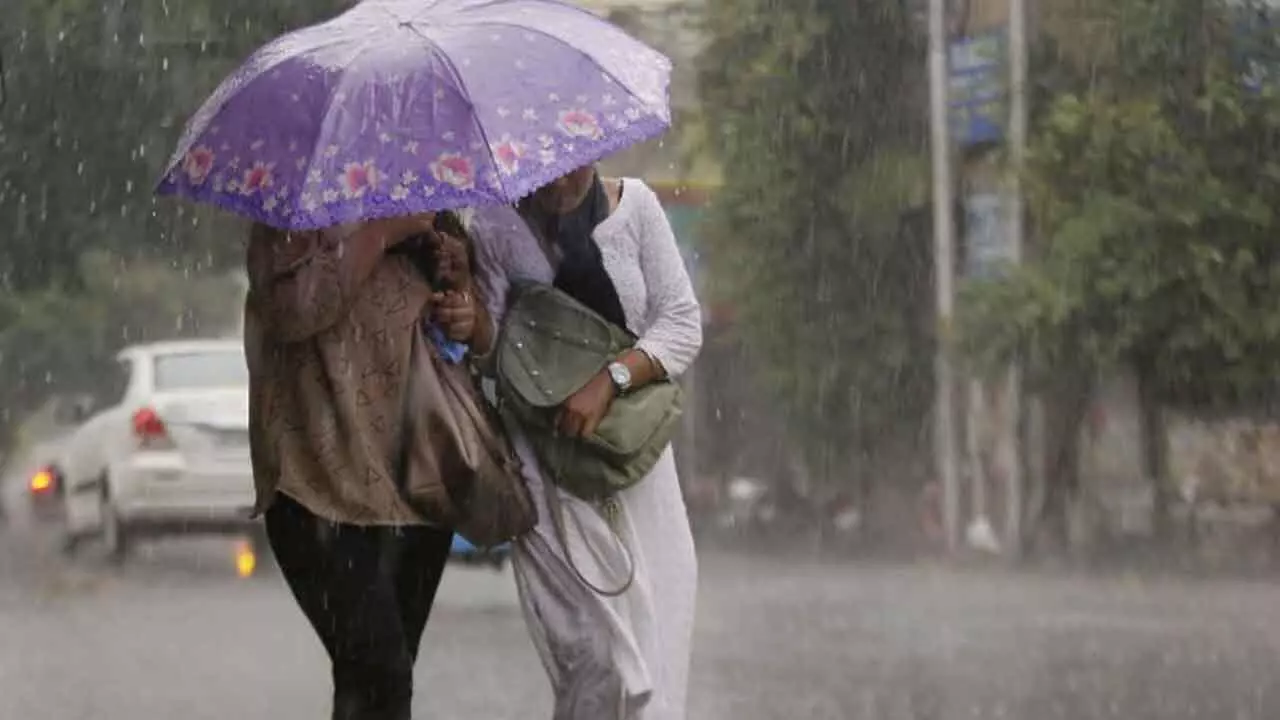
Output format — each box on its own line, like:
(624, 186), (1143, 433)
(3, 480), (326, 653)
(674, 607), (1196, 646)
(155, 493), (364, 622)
(152, 350), (248, 391)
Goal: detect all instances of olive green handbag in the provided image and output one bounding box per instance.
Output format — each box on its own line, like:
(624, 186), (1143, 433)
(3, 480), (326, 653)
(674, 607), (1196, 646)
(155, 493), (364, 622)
(494, 282), (684, 504)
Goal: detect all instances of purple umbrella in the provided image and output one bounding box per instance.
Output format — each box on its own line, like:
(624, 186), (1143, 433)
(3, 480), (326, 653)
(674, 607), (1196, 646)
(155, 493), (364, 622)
(156, 0), (671, 230)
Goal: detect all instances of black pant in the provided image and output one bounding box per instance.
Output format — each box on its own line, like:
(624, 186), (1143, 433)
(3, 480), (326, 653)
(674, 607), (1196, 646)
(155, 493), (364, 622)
(265, 495), (453, 720)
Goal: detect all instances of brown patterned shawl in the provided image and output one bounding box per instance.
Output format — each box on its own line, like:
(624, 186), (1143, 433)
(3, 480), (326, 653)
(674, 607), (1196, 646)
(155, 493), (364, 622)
(243, 223), (432, 525)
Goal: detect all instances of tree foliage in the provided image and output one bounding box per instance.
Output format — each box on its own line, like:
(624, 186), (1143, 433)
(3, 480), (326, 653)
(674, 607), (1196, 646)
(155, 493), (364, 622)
(1, 0), (349, 289)
(960, 0), (1280, 415)
(697, 0), (933, 486)
(0, 0), (346, 448)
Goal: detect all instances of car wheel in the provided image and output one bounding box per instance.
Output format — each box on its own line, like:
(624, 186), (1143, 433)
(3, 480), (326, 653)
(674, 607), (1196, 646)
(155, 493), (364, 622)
(99, 484), (129, 565)
(55, 487), (78, 556)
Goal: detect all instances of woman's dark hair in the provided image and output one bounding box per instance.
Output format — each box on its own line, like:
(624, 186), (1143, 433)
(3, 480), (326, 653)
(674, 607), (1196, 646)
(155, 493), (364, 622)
(433, 210), (468, 240)
(389, 210), (477, 291)
(436, 211), (479, 292)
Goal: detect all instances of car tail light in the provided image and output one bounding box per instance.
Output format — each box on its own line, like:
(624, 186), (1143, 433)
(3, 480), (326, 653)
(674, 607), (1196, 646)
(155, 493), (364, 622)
(29, 467), (56, 495)
(132, 407), (174, 450)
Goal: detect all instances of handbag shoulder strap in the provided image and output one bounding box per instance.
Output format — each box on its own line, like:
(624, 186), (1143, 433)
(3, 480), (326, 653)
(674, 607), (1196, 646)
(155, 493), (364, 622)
(544, 477), (636, 598)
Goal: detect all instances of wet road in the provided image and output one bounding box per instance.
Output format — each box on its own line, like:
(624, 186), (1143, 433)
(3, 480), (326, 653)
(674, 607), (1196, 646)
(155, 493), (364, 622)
(4, 488), (1280, 719)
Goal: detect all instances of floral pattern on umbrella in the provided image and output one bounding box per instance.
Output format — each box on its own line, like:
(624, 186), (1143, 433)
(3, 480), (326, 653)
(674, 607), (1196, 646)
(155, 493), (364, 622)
(156, 0), (672, 230)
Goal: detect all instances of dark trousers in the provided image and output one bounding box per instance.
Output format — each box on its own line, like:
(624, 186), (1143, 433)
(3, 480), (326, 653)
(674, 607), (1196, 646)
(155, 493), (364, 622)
(265, 494), (454, 720)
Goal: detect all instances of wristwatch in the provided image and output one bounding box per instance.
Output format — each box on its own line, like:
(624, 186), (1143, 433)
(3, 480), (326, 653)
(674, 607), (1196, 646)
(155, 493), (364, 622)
(607, 361), (633, 395)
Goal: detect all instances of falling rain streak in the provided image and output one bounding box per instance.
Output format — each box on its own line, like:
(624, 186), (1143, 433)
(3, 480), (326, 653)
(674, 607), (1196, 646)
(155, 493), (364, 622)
(2, 1), (1280, 719)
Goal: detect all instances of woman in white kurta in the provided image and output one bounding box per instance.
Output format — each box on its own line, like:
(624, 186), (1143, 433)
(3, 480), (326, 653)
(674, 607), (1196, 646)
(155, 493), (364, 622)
(472, 168), (702, 720)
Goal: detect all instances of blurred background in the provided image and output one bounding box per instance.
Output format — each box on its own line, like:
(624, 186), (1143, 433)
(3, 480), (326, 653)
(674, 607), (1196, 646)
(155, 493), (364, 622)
(7, 1), (1280, 718)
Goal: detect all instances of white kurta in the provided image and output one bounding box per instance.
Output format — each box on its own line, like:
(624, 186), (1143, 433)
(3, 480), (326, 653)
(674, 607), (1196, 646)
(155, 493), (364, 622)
(472, 179), (702, 720)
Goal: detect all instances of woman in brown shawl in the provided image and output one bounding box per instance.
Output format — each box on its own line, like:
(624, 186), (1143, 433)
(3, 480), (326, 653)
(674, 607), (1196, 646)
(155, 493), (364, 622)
(243, 212), (492, 720)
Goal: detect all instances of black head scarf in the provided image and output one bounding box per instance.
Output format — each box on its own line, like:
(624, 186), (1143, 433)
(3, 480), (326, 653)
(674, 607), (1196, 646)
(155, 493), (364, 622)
(518, 172), (631, 334)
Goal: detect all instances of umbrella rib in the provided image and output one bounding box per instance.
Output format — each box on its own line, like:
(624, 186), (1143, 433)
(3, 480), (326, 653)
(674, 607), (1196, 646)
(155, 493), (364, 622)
(371, 19), (509, 198)
(166, 33), (360, 172)
(417, 42), (510, 200)
(420, 0), (611, 25)
(300, 40), (386, 211)
(445, 19), (668, 106)
(380, 22), (480, 111)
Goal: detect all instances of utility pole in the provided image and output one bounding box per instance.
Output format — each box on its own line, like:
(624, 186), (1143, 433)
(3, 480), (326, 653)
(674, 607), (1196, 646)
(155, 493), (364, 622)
(1004, 0), (1029, 559)
(929, 0), (961, 554)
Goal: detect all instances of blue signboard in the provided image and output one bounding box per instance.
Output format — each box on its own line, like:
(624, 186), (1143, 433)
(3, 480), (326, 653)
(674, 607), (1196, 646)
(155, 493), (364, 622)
(949, 31), (1007, 146)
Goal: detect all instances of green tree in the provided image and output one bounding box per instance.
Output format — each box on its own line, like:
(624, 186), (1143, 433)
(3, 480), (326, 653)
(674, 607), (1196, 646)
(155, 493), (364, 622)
(1, 0), (349, 289)
(0, 0), (345, 451)
(697, 0), (933, 508)
(959, 0), (1280, 542)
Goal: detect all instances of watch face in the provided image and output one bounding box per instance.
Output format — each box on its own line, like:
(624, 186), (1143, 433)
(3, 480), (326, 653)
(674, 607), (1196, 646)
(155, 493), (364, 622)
(609, 362), (632, 389)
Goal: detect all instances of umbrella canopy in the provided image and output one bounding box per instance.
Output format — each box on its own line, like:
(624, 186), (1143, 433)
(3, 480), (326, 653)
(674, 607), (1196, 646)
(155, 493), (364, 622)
(156, 0), (671, 230)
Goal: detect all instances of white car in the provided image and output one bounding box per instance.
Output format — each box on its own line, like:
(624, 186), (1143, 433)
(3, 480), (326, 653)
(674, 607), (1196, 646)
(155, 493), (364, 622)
(55, 339), (257, 561)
